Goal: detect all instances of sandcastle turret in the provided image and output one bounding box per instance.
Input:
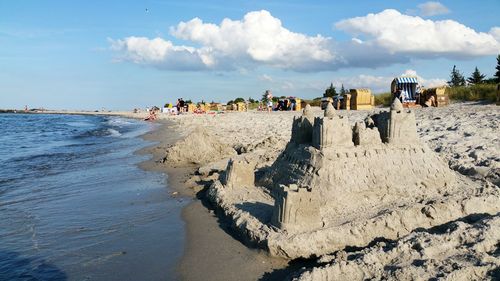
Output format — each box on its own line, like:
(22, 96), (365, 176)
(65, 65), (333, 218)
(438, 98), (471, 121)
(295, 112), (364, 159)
(303, 104), (313, 119)
(312, 103), (353, 150)
(291, 104), (314, 144)
(391, 97), (404, 111)
(223, 157), (255, 188)
(324, 102), (336, 118)
(379, 98), (419, 144)
(271, 184), (321, 232)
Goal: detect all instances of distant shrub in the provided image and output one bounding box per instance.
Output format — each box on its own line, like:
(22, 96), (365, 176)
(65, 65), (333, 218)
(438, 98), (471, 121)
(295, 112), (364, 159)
(303, 98), (322, 107)
(374, 92), (393, 107)
(448, 84), (497, 102)
(248, 102), (260, 110)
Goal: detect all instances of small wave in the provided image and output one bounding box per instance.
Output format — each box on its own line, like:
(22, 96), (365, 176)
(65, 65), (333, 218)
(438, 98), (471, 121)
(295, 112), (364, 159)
(107, 129), (122, 137)
(105, 118), (133, 127)
(75, 127), (121, 138)
(9, 152), (78, 165)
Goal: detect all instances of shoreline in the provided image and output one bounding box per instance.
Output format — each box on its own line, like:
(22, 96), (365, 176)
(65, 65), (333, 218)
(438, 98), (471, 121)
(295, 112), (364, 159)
(7, 110), (295, 279)
(136, 119), (292, 281)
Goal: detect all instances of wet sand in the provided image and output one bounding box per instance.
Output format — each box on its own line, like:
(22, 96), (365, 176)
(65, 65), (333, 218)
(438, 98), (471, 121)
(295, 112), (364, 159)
(137, 121), (290, 281)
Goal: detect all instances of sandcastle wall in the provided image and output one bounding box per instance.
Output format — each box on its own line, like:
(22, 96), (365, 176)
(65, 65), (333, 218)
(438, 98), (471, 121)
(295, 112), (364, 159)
(223, 157), (255, 188)
(271, 184), (322, 232)
(273, 144), (455, 224)
(268, 99), (455, 231)
(291, 116), (313, 144)
(312, 116), (353, 149)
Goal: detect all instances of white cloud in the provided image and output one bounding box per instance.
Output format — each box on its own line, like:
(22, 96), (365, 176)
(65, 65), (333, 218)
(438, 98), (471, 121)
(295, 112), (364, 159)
(109, 37), (211, 70)
(111, 9), (500, 72)
(169, 10), (334, 70)
(489, 27), (500, 41)
(111, 11), (335, 71)
(335, 9), (500, 57)
(259, 74), (273, 82)
(418, 1), (450, 17)
(400, 69), (447, 87)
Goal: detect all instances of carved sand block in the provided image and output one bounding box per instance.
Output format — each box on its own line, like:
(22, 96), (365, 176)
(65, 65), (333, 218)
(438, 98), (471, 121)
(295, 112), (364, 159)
(223, 157), (256, 188)
(271, 184), (322, 232)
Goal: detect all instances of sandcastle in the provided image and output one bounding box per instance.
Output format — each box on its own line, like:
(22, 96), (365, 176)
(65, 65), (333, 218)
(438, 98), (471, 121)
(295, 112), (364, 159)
(267, 99), (455, 231)
(208, 99), (500, 259)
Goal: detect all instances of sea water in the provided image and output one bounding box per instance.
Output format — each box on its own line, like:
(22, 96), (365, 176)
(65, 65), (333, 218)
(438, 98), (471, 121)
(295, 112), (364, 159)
(0, 113), (185, 281)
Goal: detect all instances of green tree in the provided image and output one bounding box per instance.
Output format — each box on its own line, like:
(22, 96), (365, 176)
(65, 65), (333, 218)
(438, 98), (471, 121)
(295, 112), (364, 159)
(227, 100), (234, 105)
(494, 54), (500, 83)
(323, 83), (337, 98)
(447, 65), (466, 87)
(262, 90), (272, 102)
(234, 97), (245, 103)
(467, 67), (486, 85)
(483, 77), (497, 84)
(340, 84), (347, 95)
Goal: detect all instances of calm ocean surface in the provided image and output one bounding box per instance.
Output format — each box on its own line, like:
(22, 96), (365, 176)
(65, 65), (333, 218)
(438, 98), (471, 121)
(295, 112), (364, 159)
(0, 113), (185, 281)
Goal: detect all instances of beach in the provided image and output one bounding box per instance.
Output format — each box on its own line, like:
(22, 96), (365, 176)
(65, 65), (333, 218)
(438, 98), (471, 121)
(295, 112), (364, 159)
(3, 102), (498, 280)
(13, 103), (500, 280)
(4, 1), (500, 279)
(129, 101), (499, 280)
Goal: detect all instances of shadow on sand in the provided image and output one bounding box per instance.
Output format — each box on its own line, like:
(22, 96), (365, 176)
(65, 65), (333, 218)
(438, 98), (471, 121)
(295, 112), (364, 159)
(234, 201), (274, 224)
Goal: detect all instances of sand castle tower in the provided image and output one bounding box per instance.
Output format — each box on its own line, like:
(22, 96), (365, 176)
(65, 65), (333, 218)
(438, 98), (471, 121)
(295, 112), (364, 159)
(376, 98), (418, 144)
(312, 103), (353, 150)
(271, 184), (321, 232)
(353, 121), (382, 146)
(291, 104), (314, 144)
(223, 157), (255, 188)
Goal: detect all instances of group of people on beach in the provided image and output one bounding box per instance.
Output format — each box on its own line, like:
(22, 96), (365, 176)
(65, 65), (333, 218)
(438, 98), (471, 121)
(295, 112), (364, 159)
(259, 90), (298, 112)
(176, 98), (186, 113)
(394, 85), (422, 103)
(140, 90), (300, 120)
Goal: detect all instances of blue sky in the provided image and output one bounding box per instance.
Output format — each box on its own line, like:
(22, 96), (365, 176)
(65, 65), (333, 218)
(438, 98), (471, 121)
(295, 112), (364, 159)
(1, 0), (499, 110)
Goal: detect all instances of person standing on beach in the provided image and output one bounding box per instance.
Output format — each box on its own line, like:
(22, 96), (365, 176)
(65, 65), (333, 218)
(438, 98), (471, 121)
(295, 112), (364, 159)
(179, 98), (185, 113)
(266, 90), (273, 112)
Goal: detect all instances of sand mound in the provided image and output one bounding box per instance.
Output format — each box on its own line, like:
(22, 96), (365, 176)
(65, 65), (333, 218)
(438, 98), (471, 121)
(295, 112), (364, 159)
(163, 127), (236, 166)
(295, 213), (500, 281)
